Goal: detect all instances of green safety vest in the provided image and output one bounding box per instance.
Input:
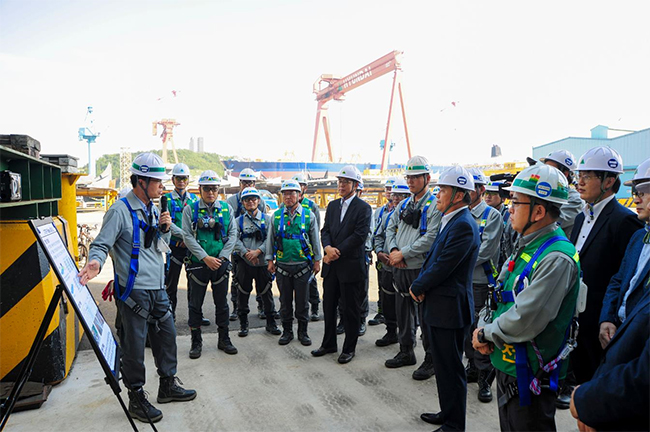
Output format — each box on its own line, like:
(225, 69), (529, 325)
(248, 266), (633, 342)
(490, 227), (580, 379)
(190, 200), (230, 263)
(273, 207), (311, 263)
(165, 191), (197, 243)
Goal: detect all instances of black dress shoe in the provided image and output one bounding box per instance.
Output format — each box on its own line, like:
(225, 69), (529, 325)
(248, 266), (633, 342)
(336, 321), (345, 335)
(311, 346), (337, 357)
(229, 311), (238, 321)
(358, 322), (366, 336)
(337, 352), (355, 364)
(201, 318), (211, 326)
(555, 392), (571, 410)
(420, 412), (444, 425)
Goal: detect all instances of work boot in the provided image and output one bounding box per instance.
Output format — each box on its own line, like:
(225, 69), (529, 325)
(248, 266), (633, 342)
(336, 319), (345, 335)
(358, 320), (367, 336)
(556, 383), (573, 409)
(229, 302), (238, 321)
(157, 376), (197, 403)
(265, 318), (281, 335)
(368, 313), (385, 326)
(279, 323), (294, 345)
(258, 306), (266, 320)
(272, 309), (280, 320)
(310, 305), (320, 322)
(189, 328), (202, 359)
(238, 315), (249, 337)
(412, 352), (436, 380)
(298, 321), (312, 346)
(128, 387), (163, 423)
(385, 345), (417, 368)
(478, 369), (493, 403)
(217, 328), (238, 355)
(375, 330), (398, 347)
(466, 358), (479, 383)
(201, 317), (211, 326)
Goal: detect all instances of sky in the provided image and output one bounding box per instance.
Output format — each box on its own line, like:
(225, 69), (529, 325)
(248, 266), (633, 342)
(1, 0), (649, 170)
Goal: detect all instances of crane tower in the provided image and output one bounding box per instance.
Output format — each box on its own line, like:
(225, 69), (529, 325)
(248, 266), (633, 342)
(152, 118), (180, 165)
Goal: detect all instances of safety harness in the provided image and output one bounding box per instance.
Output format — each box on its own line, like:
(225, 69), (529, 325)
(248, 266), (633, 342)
(478, 206), (499, 287)
(192, 200), (227, 241)
(275, 208), (314, 266)
(398, 196), (434, 236)
(238, 212), (267, 242)
(114, 198), (172, 326)
(491, 236), (578, 406)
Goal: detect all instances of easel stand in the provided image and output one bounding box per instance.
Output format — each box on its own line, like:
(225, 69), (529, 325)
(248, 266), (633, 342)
(0, 285), (138, 431)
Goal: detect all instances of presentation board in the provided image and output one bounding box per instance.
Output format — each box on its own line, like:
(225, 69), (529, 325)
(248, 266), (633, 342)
(29, 217), (119, 378)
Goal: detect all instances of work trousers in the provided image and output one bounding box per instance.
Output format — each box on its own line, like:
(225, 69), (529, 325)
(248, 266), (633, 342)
(187, 262), (230, 329)
(428, 325), (469, 432)
(308, 273), (320, 311)
(496, 371), (558, 431)
(116, 289), (177, 389)
(393, 268), (431, 354)
(322, 271), (365, 354)
(378, 269), (397, 333)
(235, 258), (274, 318)
(464, 283), (493, 371)
(165, 243), (189, 316)
(231, 257), (266, 312)
(276, 263), (311, 325)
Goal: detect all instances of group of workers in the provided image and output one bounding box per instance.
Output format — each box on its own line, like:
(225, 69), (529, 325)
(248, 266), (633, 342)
(78, 146), (649, 431)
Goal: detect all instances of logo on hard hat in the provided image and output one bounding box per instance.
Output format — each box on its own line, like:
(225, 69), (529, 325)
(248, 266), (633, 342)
(140, 165), (150, 173)
(607, 158), (618, 169)
(457, 176), (467, 185)
(565, 158), (573, 167)
(535, 182), (552, 198)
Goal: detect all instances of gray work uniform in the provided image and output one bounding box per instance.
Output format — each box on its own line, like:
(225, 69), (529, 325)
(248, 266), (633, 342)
(300, 197), (322, 312)
(182, 199), (237, 329)
(385, 190), (442, 351)
(233, 210), (276, 320)
(466, 200), (504, 366)
(89, 190), (176, 389)
(265, 204), (322, 325)
(227, 191), (267, 309)
(558, 188), (583, 240)
(480, 223), (579, 432)
(372, 203), (398, 333)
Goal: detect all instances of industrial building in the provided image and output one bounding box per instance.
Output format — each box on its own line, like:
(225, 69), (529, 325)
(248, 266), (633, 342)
(532, 125), (650, 199)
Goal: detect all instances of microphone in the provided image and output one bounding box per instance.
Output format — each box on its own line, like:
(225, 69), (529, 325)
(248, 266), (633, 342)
(160, 195), (169, 231)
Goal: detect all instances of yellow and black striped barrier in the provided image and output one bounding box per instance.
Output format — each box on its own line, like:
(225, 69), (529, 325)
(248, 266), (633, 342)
(0, 218), (82, 385)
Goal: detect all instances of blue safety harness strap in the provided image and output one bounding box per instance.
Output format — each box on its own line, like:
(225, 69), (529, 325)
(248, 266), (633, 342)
(493, 235), (571, 406)
(192, 200), (227, 241)
(278, 209), (313, 264)
(419, 198), (433, 236)
(238, 213), (266, 241)
(373, 205), (386, 236)
(114, 197), (156, 301)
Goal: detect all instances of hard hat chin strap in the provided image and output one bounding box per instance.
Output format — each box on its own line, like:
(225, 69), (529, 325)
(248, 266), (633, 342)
(138, 177), (152, 203)
(441, 187), (461, 215)
(521, 197), (538, 236)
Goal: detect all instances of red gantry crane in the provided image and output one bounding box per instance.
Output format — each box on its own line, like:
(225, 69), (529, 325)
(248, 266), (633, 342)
(312, 50), (412, 171)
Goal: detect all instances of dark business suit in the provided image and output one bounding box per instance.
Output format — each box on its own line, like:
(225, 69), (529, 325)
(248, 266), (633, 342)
(569, 198), (642, 383)
(411, 208), (480, 432)
(320, 196), (372, 354)
(600, 228), (650, 327)
(574, 290), (649, 431)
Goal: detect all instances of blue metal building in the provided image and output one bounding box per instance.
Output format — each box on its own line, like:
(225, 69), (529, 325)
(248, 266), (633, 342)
(532, 125), (650, 199)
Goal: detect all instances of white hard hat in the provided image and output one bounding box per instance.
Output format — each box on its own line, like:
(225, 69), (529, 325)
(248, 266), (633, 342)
(172, 163), (190, 176)
(384, 177), (397, 187)
(280, 179), (301, 192)
(467, 168), (488, 186)
(634, 180), (650, 195)
(198, 170), (220, 186)
(624, 157), (650, 186)
(292, 173), (307, 185)
(485, 181), (503, 192)
(576, 146), (624, 174)
(405, 155), (431, 176)
(239, 168), (257, 181)
(505, 164), (569, 205)
(130, 152), (170, 180)
(437, 165), (475, 191)
(336, 165), (362, 182)
(391, 178), (410, 194)
(241, 187), (261, 200)
(540, 149), (577, 171)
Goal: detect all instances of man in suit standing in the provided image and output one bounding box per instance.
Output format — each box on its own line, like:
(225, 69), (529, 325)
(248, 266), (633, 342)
(599, 159), (650, 347)
(570, 290), (649, 432)
(312, 165), (372, 364)
(410, 165), (479, 432)
(570, 146), (642, 384)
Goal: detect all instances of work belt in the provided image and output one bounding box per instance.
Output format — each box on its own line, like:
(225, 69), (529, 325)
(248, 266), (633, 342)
(497, 375), (553, 408)
(120, 289), (173, 333)
(276, 263), (311, 279)
(170, 254), (184, 266)
(236, 263), (274, 295)
(186, 262), (230, 286)
(392, 281), (412, 298)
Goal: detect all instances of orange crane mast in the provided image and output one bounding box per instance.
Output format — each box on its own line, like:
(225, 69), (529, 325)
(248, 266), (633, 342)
(312, 50), (412, 171)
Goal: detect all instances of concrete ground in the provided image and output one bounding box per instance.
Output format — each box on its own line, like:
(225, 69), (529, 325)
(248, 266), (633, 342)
(4, 211), (577, 431)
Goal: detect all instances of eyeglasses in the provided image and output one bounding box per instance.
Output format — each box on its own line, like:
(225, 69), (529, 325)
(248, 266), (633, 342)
(337, 179), (352, 185)
(484, 191), (499, 196)
(240, 180), (255, 187)
(242, 197), (259, 202)
(509, 200), (533, 207)
(202, 186), (218, 193)
(174, 176), (189, 182)
(578, 173), (599, 182)
(404, 174), (424, 181)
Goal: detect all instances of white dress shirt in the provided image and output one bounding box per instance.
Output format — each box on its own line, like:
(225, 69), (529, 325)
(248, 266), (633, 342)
(440, 205), (468, 233)
(340, 195), (356, 222)
(574, 195), (615, 254)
